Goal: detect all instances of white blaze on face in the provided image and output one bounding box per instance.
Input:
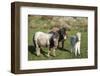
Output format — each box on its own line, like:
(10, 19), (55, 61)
(54, 38), (57, 42)
(64, 35), (67, 39)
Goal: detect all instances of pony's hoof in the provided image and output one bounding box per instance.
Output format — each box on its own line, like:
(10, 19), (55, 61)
(53, 54), (56, 57)
(47, 54), (50, 58)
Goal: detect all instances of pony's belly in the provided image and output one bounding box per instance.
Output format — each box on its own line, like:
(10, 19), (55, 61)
(38, 38), (48, 47)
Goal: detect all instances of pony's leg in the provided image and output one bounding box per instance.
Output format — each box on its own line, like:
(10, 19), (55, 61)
(71, 46), (73, 53)
(36, 47), (40, 56)
(62, 40), (64, 48)
(75, 46), (78, 56)
(58, 42), (60, 48)
(47, 48), (51, 57)
(35, 41), (40, 56)
(53, 48), (56, 57)
(71, 44), (74, 53)
(47, 41), (51, 57)
(77, 44), (80, 55)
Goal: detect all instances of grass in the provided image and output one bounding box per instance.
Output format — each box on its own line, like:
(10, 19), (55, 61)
(28, 15), (88, 60)
(28, 28), (88, 61)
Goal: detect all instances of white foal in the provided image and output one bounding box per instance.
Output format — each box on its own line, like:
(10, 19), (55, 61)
(70, 32), (81, 56)
(75, 32), (81, 56)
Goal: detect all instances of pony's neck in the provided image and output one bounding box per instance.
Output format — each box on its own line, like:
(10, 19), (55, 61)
(77, 33), (81, 41)
(48, 33), (53, 39)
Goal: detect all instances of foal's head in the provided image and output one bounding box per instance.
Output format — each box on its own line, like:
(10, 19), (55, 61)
(76, 32), (81, 41)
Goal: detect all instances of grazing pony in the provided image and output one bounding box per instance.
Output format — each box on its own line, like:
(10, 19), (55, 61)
(70, 32), (81, 56)
(33, 31), (59, 57)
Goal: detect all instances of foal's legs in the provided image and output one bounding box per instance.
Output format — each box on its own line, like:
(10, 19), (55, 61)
(71, 46), (74, 53)
(77, 44), (80, 55)
(75, 44), (78, 56)
(76, 42), (80, 56)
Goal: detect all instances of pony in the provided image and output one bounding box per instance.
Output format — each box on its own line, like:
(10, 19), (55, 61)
(50, 27), (68, 48)
(33, 31), (59, 57)
(70, 32), (81, 56)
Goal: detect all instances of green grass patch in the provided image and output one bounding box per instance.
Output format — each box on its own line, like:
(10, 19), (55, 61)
(28, 15), (88, 60)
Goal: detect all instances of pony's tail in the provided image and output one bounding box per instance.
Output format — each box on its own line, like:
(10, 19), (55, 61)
(33, 34), (36, 48)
